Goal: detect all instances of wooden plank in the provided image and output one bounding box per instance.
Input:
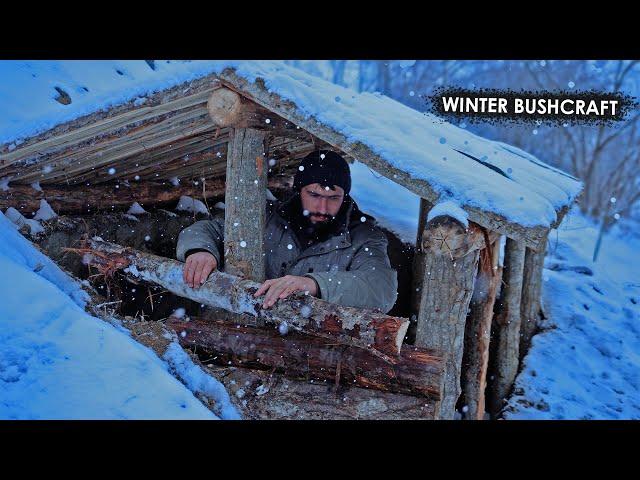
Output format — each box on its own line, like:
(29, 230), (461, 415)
(223, 127), (268, 281)
(488, 238), (526, 416)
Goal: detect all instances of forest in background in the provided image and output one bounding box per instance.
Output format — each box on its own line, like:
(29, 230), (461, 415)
(284, 60), (640, 238)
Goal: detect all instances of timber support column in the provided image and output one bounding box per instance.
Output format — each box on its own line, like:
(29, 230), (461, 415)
(461, 236), (502, 420)
(208, 87), (268, 281)
(519, 238), (548, 361)
(489, 238), (526, 416)
(222, 127), (267, 281)
(413, 212), (486, 419)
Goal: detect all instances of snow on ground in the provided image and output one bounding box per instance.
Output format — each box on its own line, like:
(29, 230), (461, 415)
(0, 60), (580, 230)
(0, 212), (238, 419)
(505, 210), (640, 419)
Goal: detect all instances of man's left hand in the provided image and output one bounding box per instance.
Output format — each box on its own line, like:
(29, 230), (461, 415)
(253, 275), (318, 309)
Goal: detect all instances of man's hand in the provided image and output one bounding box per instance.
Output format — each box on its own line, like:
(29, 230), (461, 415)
(183, 251), (218, 288)
(253, 275), (318, 309)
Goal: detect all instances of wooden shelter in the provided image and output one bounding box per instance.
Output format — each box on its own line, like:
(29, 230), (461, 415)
(0, 60), (582, 419)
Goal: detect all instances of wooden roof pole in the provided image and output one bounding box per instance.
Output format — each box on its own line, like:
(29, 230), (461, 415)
(208, 87), (270, 282)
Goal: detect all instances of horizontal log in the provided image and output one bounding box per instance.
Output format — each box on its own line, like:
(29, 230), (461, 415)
(208, 87), (300, 136)
(0, 176), (292, 216)
(167, 317), (443, 399)
(77, 239), (410, 360)
(216, 70), (557, 251)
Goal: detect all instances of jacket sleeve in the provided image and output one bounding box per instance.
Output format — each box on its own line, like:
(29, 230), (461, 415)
(176, 215), (225, 266)
(304, 229), (398, 313)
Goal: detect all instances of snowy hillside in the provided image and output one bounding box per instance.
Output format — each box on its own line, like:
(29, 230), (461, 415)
(505, 211), (640, 419)
(0, 212), (238, 420)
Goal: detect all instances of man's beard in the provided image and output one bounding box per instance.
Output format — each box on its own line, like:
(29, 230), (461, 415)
(302, 211), (339, 239)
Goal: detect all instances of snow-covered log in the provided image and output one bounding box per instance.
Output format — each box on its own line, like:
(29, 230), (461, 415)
(488, 238), (526, 416)
(79, 239), (410, 359)
(413, 211), (489, 419)
(167, 317), (443, 399)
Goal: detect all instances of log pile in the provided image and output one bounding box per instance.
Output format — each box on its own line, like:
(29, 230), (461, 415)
(67, 239), (443, 409)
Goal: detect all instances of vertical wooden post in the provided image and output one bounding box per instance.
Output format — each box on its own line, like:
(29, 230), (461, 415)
(461, 238), (502, 420)
(223, 127), (267, 281)
(519, 239), (548, 361)
(413, 213), (485, 419)
(488, 238), (526, 416)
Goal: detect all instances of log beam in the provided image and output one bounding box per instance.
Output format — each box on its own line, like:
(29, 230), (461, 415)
(488, 238), (526, 416)
(78, 239), (410, 359)
(222, 127), (268, 281)
(0, 176), (292, 217)
(167, 316), (443, 399)
(207, 87), (299, 137)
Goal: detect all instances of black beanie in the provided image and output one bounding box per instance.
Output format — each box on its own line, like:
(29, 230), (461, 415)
(293, 150), (351, 195)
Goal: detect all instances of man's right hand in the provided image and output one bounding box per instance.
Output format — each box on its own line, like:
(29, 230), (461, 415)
(183, 251), (218, 288)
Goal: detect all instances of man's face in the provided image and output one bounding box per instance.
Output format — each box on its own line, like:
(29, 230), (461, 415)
(300, 183), (345, 224)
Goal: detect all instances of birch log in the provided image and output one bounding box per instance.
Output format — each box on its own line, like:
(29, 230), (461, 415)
(488, 238), (526, 416)
(168, 317), (443, 399)
(79, 239), (409, 359)
(413, 215), (485, 419)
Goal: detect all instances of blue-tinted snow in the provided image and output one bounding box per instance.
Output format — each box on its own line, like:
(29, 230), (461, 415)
(0, 60), (581, 230)
(0, 212), (234, 419)
(504, 210), (640, 419)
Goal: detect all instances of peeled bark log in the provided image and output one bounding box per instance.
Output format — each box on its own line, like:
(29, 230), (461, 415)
(461, 239), (502, 420)
(0, 176), (292, 216)
(78, 239), (409, 359)
(489, 238), (526, 416)
(207, 87), (299, 137)
(167, 316), (443, 399)
(413, 214), (485, 419)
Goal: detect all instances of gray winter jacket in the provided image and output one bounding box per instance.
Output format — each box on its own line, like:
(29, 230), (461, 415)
(176, 195), (398, 313)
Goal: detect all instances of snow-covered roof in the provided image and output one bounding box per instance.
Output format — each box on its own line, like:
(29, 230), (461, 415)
(0, 60), (582, 249)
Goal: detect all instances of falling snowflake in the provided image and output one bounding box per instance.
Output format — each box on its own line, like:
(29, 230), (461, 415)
(298, 166), (305, 171)
(360, 216), (366, 222)
(134, 175), (140, 181)
(568, 81), (575, 88)
(240, 240), (247, 248)
(265, 118), (271, 124)
(108, 168), (116, 175)
(287, 244), (293, 250)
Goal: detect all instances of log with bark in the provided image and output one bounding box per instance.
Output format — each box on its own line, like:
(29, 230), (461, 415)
(167, 316), (443, 399)
(0, 176), (293, 216)
(74, 239), (410, 360)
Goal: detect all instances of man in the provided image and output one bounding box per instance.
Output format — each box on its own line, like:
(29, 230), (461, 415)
(176, 150), (398, 313)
